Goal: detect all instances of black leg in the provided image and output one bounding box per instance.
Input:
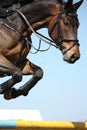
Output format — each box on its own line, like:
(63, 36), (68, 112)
(9, 67), (43, 99)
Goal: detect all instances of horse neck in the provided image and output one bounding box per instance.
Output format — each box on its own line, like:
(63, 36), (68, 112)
(20, 0), (61, 33)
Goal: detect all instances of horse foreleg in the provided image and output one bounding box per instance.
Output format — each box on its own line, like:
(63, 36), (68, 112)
(4, 60), (43, 99)
(0, 55), (22, 94)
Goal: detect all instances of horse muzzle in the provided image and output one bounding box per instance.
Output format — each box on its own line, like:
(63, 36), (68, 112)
(61, 40), (80, 64)
(63, 53), (80, 64)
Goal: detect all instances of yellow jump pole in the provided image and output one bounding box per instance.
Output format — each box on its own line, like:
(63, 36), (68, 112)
(16, 121), (87, 130)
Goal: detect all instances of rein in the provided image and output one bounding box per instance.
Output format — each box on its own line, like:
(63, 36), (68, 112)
(16, 9), (58, 49)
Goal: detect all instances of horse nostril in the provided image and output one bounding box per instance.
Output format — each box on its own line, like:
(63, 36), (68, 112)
(70, 54), (80, 63)
(71, 54), (77, 59)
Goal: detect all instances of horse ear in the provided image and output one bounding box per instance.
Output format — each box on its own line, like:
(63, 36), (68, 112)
(65, 0), (73, 10)
(73, 0), (84, 11)
(67, 0), (73, 5)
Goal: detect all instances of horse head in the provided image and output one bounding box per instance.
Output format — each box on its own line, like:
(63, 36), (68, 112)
(48, 0), (83, 64)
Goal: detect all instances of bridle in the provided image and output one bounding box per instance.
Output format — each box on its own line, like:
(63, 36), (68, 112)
(49, 10), (80, 55)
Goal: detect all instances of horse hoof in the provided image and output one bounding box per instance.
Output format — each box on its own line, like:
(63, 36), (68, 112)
(4, 89), (13, 100)
(18, 88), (28, 96)
(4, 88), (18, 100)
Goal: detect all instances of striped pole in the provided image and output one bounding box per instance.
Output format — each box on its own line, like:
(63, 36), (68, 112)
(0, 121), (87, 130)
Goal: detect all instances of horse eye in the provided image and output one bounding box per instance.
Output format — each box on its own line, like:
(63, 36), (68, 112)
(64, 21), (68, 26)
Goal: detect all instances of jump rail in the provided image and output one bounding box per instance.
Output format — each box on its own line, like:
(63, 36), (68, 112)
(0, 121), (87, 130)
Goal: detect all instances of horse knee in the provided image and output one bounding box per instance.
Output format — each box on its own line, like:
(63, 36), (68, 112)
(13, 69), (22, 83)
(34, 68), (43, 80)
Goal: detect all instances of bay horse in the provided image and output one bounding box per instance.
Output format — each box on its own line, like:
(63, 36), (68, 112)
(0, 0), (83, 100)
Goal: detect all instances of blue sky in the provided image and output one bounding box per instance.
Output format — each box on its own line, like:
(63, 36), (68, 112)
(0, 0), (87, 121)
